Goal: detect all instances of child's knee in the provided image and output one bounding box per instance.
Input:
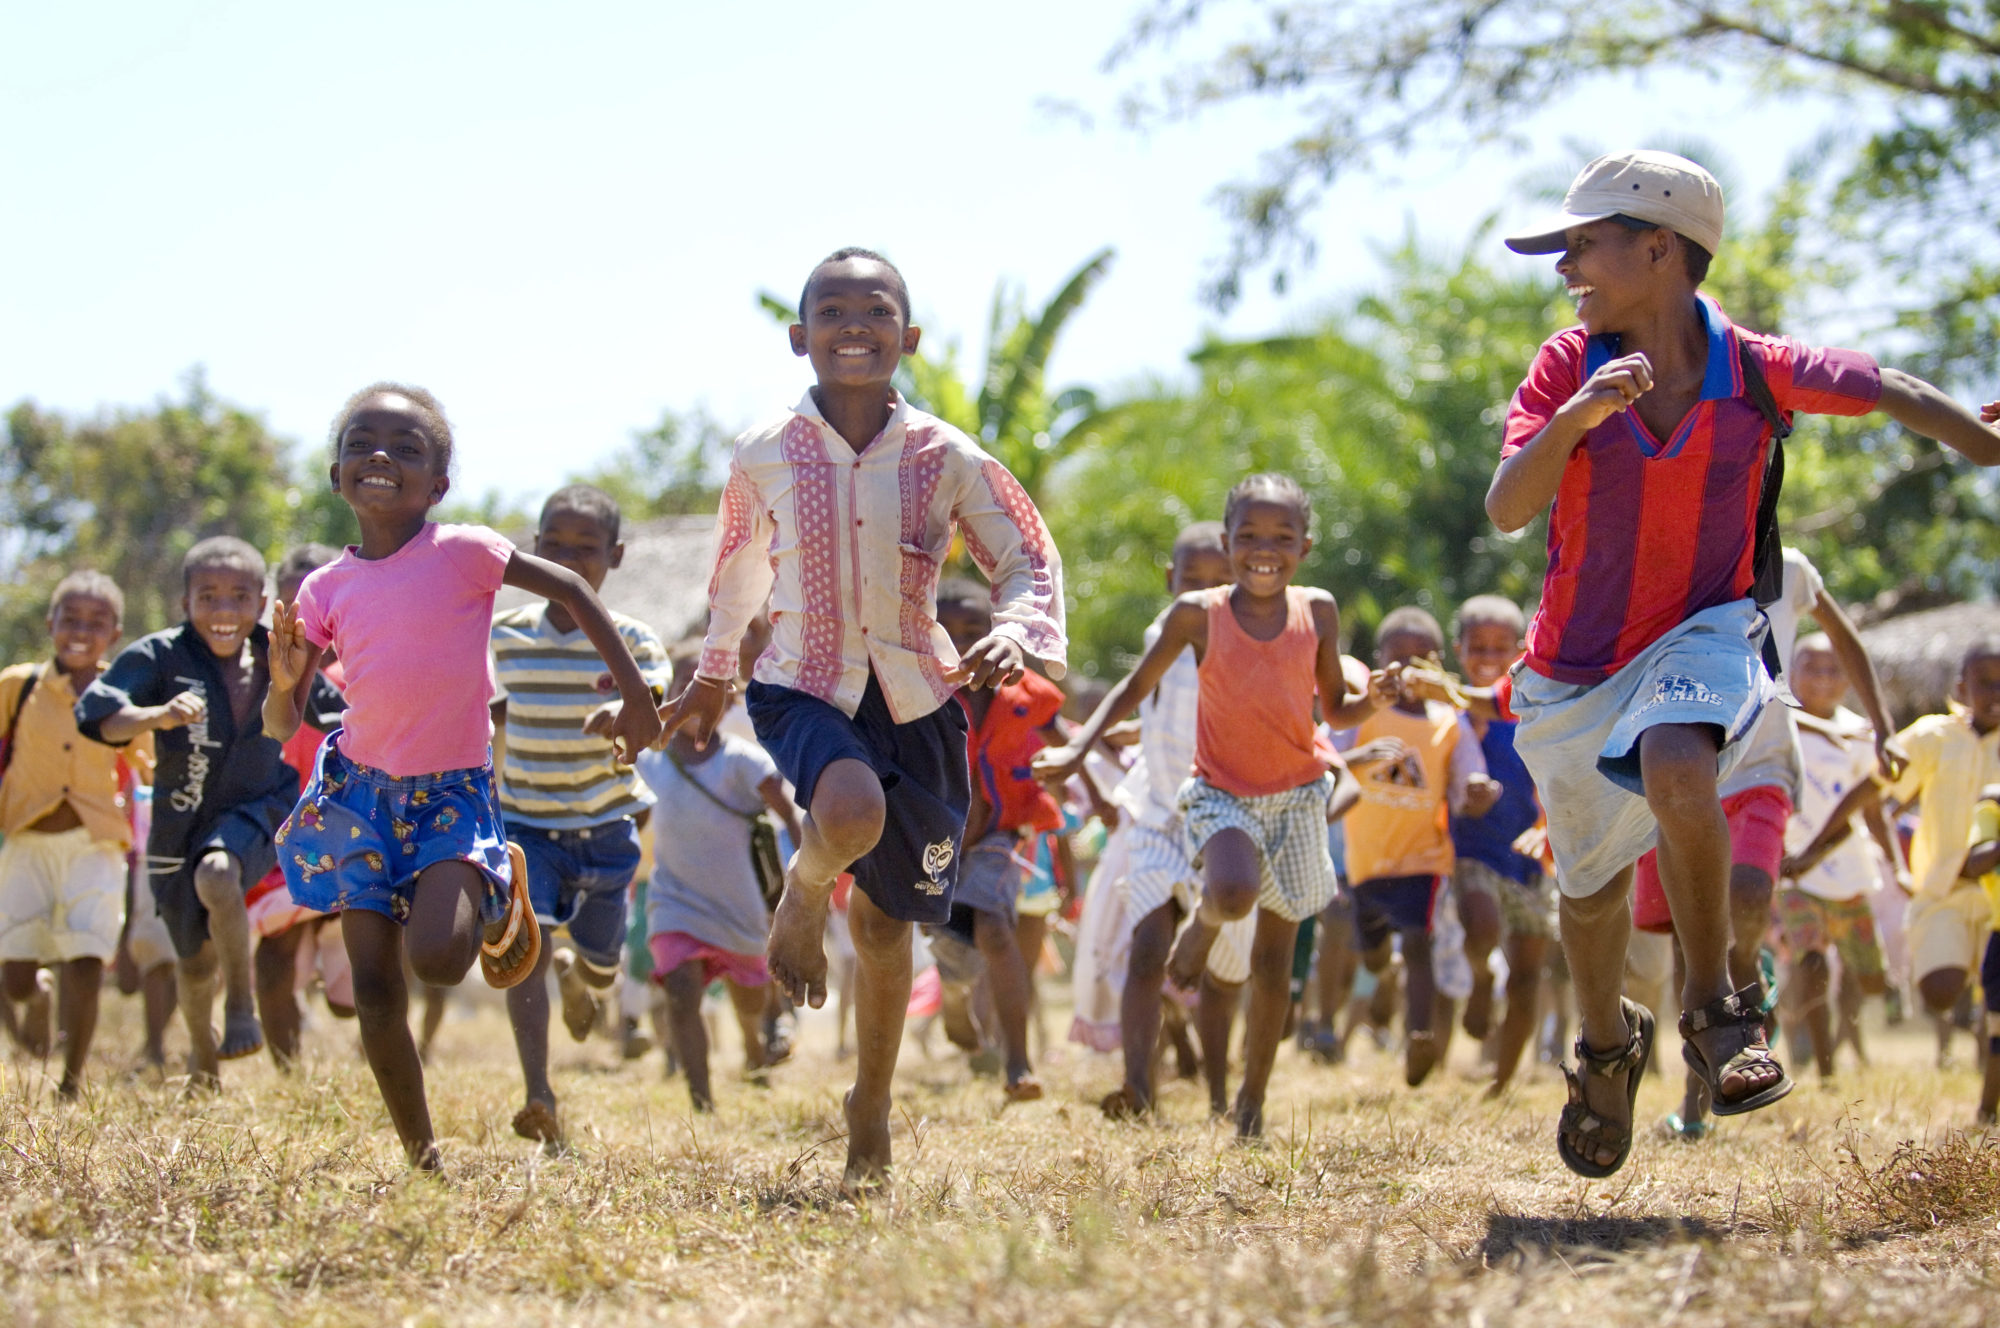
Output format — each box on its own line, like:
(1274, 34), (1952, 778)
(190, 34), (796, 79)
(661, 964), (705, 1008)
(192, 854), (242, 909)
(1918, 967), (1966, 1013)
(809, 770), (886, 856)
(1206, 879), (1259, 921)
(1796, 949), (1830, 980)
(406, 934), (474, 989)
(1728, 865), (1773, 915)
(1639, 731), (1724, 826)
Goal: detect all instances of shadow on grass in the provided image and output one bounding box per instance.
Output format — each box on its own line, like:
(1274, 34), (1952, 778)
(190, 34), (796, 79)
(1479, 1211), (1720, 1262)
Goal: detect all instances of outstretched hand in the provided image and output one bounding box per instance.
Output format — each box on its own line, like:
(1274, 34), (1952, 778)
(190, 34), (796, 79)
(1030, 742), (1086, 786)
(943, 633), (1027, 690)
(585, 697), (661, 766)
(656, 675), (731, 751)
(153, 690), (207, 731)
(268, 600), (312, 695)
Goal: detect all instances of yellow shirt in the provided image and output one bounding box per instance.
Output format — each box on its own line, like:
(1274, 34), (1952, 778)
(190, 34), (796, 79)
(1886, 708), (2000, 905)
(1343, 701), (1462, 883)
(0, 662), (150, 848)
(1969, 799), (2000, 931)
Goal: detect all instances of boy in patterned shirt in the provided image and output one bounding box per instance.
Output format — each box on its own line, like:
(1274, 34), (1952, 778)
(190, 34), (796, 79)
(662, 248), (1065, 1190)
(492, 484), (671, 1145)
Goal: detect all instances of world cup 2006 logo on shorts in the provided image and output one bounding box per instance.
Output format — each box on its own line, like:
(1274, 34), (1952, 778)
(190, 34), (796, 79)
(918, 839), (955, 895)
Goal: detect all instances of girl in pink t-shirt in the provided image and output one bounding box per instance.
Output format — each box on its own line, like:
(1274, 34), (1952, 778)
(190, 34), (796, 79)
(262, 382), (660, 1171)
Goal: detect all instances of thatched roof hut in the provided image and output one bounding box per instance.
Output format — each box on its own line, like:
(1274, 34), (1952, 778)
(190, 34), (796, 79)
(491, 514), (716, 647)
(1855, 600), (2000, 726)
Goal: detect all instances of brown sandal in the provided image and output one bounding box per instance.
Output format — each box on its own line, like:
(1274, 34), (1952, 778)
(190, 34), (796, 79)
(1680, 984), (1792, 1116)
(1556, 997), (1654, 1178)
(480, 843), (542, 990)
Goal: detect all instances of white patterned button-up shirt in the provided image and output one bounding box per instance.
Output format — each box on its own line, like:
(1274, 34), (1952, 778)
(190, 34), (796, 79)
(698, 392), (1067, 725)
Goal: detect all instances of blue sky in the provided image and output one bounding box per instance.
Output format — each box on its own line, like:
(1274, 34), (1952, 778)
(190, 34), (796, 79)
(2, 2), (1856, 503)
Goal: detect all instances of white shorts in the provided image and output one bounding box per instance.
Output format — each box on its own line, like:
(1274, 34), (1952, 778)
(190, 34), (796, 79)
(125, 859), (176, 971)
(1202, 912), (1258, 986)
(1120, 820), (1200, 921)
(0, 828), (126, 963)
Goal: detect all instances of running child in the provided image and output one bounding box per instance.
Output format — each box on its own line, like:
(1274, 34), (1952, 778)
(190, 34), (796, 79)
(1446, 595), (1558, 1096)
(1039, 473), (1374, 1138)
(1774, 633), (1897, 1078)
(0, 572), (141, 1097)
(263, 383), (661, 1171)
(1341, 606), (1500, 1087)
(638, 646), (802, 1112)
(491, 483), (672, 1146)
(660, 249), (1066, 1189)
(78, 538), (317, 1085)
(1962, 786), (2000, 1125)
(1492, 148), (2000, 1176)
(935, 575), (1068, 1103)
(243, 543), (353, 1064)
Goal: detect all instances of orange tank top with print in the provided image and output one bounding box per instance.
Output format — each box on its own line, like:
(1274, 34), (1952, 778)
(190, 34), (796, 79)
(1194, 585), (1327, 798)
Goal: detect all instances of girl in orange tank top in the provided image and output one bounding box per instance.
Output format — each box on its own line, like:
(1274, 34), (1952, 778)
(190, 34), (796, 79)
(1194, 584), (1327, 798)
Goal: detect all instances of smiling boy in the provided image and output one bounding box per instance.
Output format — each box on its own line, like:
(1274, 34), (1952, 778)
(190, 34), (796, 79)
(78, 538), (333, 1086)
(662, 247), (1066, 1189)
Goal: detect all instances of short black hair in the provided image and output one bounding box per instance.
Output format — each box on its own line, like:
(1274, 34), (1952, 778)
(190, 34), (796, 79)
(1963, 634), (2000, 674)
(1172, 521), (1227, 561)
(49, 570), (124, 623)
(328, 382), (455, 476)
(1610, 213), (1712, 286)
(1378, 605), (1444, 652)
(1452, 594), (1525, 640)
(1223, 473), (1313, 537)
(183, 536), (267, 591)
(800, 247), (911, 323)
(275, 543), (340, 589)
(935, 576), (991, 617)
(540, 484), (622, 545)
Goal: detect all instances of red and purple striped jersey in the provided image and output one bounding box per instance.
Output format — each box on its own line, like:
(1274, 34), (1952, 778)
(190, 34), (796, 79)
(1502, 296), (1880, 685)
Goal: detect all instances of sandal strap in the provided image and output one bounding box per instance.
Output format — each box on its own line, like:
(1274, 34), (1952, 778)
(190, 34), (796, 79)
(1571, 1001), (1648, 1077)
(1679, 984), (1766, 1037)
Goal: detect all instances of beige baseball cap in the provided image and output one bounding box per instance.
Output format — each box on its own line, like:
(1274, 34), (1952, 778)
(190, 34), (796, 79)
(1504, 150), (1725, 256)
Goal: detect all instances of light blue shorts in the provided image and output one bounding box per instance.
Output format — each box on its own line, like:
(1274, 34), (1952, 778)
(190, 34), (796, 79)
(1511, 599), (1775, 899)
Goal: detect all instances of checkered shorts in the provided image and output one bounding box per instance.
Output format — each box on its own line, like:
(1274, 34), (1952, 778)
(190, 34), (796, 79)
(1120, 820), (1201, 920)
(1179, 774), (1338, 924)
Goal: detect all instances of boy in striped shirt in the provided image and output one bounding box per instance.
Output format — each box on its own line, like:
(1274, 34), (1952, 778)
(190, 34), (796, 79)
(491, 485), (672, 1145)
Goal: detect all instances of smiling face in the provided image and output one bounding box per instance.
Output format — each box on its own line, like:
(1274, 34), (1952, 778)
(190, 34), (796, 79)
(1788, 642), (1848, 719)
(1958, 655), (2000, 735)
(47, 594), (120, 677)
(533, 507), (621, 593)
(329, 393), (449, 523)
(1377, 628), (1441, 672)
(1455, 621), (1521, 688)
(1169, 545), (1233, 597)
(1223, 497), (1310, 598)
(1554, 218), (1674, 335)
(184, 567), (267, 659)
(790, 259), (920, 392)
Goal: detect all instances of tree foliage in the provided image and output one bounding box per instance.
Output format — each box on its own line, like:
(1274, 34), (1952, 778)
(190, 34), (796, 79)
(1108, 0), (2000, 337)
(0, 371), (355, 662)
(569, 406), (738, 524)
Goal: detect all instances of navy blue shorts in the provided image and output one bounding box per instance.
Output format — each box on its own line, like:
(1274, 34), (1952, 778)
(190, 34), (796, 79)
(1354, 874), (1442, 952)
(1983, 932), (2000, 1016)
(154, 797), (291, 960)
(508, 819), (642, 970)
(748, 675), (969, 925)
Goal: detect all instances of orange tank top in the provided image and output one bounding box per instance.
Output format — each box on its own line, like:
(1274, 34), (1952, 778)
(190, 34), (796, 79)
(1194, 585), (1327, 797)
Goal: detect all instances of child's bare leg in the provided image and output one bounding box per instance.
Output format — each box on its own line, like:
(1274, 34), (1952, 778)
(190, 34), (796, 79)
(177, 944), (221, 1084)
(1837, 965), (1869, 1065)
(417, 984), (448, 1060)
(192, 852), (261, 1058)
(1316, 901), (1356, 1055)
(1118, 902), (1178, 1110)
(54, 958), (103, 1098)
(1487, 932), (1548, 1096)
(1, 961), (49, 1056)
(970, 909), (1035, 1092)
(1196, 972), (1239, 1116)
(1458, 886), (1502, 1040)
(1168, 828), (1260, 991)
(1667, 935), (1708, 1125)
(1401, 926), (1439, 1086)
(1727, 863), (1774, 994)
(727, 979), (767, 1072)
(1234, 909), (1300, 1137)
(770, 760), (883, 1009)
(141, 961), (176, 1065)
(255, 923), (308, 1066)
(1980, 1011), (2000, 1123)
(1796, 949), (1835, 1077)
(505, 940), (559, 1135)
(662, 961), (713, 1109)
(844, 889), (911, 1190)
(1555, 859), (1639, 1170)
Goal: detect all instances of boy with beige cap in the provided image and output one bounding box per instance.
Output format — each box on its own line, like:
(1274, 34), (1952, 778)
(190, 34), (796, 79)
(1489, 148), (2000, 1178)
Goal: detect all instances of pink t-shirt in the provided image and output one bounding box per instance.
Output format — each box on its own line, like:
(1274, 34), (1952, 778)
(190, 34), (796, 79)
(296, 523), (515, 777)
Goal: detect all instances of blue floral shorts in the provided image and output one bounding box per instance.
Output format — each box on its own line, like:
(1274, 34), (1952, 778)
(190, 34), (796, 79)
(276, 731), (511, 927)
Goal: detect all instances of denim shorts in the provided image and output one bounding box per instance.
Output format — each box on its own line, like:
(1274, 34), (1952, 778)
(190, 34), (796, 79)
(277, 732), (510, 928)
(508, 818), (641, 969)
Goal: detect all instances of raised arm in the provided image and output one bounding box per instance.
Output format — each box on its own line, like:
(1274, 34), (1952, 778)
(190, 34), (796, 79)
(1805, 589), (1906, 781)
(1488, 353), (1654, 532)
(503, 552), (663, 763)
(1031, 599), (1205, 783)
(1879, 369), (2000, 466)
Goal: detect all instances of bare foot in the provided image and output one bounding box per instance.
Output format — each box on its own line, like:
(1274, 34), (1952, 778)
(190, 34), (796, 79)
(1462, 973), (1494, 1040)
(1003, 1074), (1043, 1104)
(767, 867), (831, 1009)
(187, 1024), (220, 1087)
(841, 1089), (892, 1196)
(217, 1005), (265, 1060)
(1405, 1029), (1439, 1086)
(1165, 916), (1216, 993)
(1100, 1084), (1151, 1119)
(512, 1098), (564, 1145)
(552, 949), (597, 1043)
(1231, 1093), (1265, 1139)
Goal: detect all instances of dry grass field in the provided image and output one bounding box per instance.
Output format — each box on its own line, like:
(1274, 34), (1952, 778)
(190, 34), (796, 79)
(2, 982), (1996, 1327)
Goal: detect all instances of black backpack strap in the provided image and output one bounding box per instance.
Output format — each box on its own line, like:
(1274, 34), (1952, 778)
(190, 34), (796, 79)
(1738, 338), (1791, 677)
